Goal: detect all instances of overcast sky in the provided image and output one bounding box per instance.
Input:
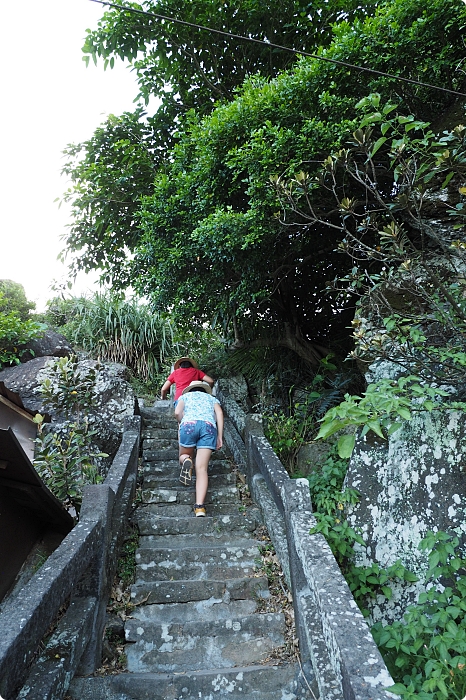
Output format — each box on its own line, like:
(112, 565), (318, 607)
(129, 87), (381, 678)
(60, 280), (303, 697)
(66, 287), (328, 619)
(0, 0), (146, 311)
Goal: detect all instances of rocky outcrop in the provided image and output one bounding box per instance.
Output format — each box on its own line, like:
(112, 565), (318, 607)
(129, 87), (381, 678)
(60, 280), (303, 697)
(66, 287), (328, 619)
(18, 329), (73, 363)
(0, 357), (137, 471)
(0, 357), (52, 414)
(344, 360), (466, 624)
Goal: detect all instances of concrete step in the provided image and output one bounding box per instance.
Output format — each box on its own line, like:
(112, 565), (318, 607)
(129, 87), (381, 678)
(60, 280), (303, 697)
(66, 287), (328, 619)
(124, 612), (286, 672)
(129, 597), (258, 624)
(143, 471), (236, 489)
(142, 438), (179, 451)
(142, 459), (232, 474)
(142, 427), (178, 440)
(140, 405), (175, 418)
(136, 556), (257, 582)
(138, 533), (258, 548)
(130, 576), (270, 605)
(135, 507), (260, 535)
(144, 448), (229, 462)
(141, 485), (239, 505)
(69, 663), (306, 700)
(135, 541), (260, 582)
(68, 410), (309, 700)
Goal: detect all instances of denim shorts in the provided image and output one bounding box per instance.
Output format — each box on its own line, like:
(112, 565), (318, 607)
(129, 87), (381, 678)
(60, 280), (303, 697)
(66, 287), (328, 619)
(179, 420), (217, 450)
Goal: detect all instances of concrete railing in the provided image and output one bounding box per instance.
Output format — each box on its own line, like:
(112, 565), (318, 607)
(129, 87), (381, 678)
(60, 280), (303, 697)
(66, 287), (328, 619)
(217, 385), (396, 700)
(0, 416), (141, 700)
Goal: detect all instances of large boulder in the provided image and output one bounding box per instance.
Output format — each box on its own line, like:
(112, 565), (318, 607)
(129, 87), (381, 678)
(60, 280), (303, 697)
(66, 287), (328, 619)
(0, 357), (52, 413)
(18, 329), (74, 363)
(0, 357), (137, 472)
(345, 360), (466, 624)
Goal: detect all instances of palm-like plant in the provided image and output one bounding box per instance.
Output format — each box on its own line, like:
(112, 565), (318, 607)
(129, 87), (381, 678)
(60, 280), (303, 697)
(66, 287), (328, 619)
(51, 292), (178, 381)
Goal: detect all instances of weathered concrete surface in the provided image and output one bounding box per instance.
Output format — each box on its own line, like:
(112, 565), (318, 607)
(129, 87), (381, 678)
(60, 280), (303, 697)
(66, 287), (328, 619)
(2, 422), (140, 700)
(125, 612), (286, 672)
(293, 511), (396, 700)
(142, 485), (238, 505)
(69, 664), (304, 700)
(17, 597), (96, 700)
(223, 387), (397, 699)
(135, 506), (259, 535)
(130, 576), (270, 605)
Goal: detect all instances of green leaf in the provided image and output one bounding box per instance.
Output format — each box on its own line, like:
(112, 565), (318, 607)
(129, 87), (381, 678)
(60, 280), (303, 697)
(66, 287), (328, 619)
(337, 434), (356, 459)
(441, 171), (454, 189)
(370, 136), (387, 157)
(397, 407), (412, 420)
(367, 420), (385, 439)
(381, 586), (393, 599)
(316, 420), (346, 440)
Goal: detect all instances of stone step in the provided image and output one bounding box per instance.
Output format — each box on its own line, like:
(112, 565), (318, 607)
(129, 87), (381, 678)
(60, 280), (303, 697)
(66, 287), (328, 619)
(142, 427), (178, 440)
(140, 405), (175, 417)
(69, 663), (305, 700)
(141, 485), (239, 505)
(135, 508), (259, 535)
(142, 459), (233, 474)
(143, 471), (236, 489)
(138, 534), (258, 549)
(129, 597), (258, 624)
(124, 612), (286, 672)
(130, 576), (270, 605)
(135, 557), (257, 582)
(142, 438), (179, 450)
(143, 448), (229, 462)
(135, 540), (260, 569)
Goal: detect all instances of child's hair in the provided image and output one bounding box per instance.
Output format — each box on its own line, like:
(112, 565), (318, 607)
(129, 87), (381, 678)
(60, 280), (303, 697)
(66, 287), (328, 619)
(179, 361), (193, 368)
(189, 387), (207, 393)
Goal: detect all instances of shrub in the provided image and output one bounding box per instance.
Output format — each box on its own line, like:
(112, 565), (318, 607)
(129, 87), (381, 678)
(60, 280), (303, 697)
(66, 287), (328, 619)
(45, 292), (178, 382)
(0, 297), (45, 367)
(33, 357), (107, 517)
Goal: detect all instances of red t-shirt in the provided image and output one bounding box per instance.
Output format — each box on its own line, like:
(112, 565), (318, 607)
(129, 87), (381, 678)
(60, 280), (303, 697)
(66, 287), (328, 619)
(168, 367), (206, 400)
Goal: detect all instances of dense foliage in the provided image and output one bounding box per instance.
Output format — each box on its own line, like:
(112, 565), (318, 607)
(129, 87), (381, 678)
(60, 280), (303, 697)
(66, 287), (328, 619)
(62, 0), (466, 366)
(373, 532), (466, 700)
(0, 285), (44, 367)
(0, 279), (36, 320)
(45, 292), (178, 382)
(83, 0), (378, 146)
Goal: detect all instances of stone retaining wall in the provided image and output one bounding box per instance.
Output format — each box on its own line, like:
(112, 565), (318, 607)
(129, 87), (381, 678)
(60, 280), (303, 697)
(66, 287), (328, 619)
(217, 385), (396, 700)
(0, 416), (141, 700)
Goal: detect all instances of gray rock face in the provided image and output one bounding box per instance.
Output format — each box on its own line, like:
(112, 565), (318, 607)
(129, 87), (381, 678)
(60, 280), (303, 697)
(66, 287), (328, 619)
(0, 357), (136, 470)
(345, 390), (466, 624)
(296, 441), (333, 477)
(216, 376), (250, 412)
(0, 356), (52, 413)
(19, 329), (74, 362)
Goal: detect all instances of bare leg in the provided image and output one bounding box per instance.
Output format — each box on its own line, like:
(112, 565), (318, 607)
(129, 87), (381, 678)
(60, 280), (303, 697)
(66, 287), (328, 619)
(194, 448), (212, 505)
(179, 445), (195, 465)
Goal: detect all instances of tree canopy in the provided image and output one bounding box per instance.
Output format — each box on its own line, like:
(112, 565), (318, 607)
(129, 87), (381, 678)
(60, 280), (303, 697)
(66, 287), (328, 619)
(61, 0), (466, 364)
(83, 0), (378, 141)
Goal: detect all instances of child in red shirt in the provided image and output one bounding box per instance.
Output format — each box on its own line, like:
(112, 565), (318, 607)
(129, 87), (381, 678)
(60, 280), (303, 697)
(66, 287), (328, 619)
(160, 357), (214, 403)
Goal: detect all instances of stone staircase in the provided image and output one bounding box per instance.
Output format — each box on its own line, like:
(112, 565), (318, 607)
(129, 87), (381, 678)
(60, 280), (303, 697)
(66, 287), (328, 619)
(69, 405), (311, 700)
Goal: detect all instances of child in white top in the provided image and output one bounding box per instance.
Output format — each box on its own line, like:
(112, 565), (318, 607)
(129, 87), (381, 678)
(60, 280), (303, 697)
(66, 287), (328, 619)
(174, 381), (224, 517)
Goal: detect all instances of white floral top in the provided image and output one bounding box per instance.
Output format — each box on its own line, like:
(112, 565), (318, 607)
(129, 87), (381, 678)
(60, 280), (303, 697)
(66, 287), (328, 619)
(179, 391), (220, 425)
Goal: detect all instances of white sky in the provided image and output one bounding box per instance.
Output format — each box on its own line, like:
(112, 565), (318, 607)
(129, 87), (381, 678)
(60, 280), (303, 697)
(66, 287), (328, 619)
(0, 0), (146, 311)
